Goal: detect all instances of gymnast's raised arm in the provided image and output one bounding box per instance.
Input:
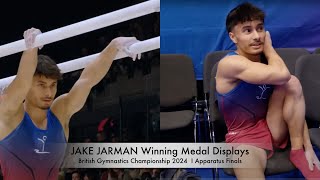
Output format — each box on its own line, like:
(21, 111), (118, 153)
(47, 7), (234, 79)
(51, 37), (140, 126)
(0, 28), (42, 117)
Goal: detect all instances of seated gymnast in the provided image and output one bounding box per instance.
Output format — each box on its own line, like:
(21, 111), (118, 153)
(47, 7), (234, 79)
(215, 2), (320, 179)
(0, 28), (140, 180)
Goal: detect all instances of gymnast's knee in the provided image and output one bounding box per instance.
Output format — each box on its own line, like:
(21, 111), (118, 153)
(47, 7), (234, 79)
(285, 75), (303, 97)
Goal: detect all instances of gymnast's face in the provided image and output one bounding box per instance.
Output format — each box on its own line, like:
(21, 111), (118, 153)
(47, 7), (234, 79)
(26, 75), (57, 109)
(229, 20), (265, 55)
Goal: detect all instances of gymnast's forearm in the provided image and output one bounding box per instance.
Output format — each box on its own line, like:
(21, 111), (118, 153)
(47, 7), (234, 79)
(5, 49), (38, 95)
(16, 49), (38, 85)
(2, 48), (38, 109)
(79, 40), (118, 88)
(263, 31), (290, 81)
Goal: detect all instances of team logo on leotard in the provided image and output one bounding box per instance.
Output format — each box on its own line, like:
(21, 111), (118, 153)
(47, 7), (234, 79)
(256, 84), (270, 100)
(34, 136), (50, 154)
